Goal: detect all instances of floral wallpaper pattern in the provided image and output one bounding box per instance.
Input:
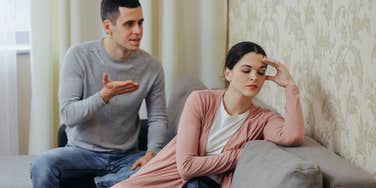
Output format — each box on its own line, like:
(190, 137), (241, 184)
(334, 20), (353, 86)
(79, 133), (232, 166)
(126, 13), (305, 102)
(229, 0), (376, 177)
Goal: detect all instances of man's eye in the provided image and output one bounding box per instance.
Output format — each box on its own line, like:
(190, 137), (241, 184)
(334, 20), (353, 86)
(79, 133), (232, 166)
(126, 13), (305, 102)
(242, 70), (250, 74)
(258, 72), (266, 75)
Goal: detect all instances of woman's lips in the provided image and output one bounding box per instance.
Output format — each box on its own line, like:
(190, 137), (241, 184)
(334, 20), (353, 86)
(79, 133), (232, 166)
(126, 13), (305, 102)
(246, 85), (258, 89)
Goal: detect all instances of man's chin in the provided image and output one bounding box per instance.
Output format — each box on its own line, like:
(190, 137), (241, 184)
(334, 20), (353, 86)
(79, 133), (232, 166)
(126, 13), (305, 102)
(129, 45), (140, 51)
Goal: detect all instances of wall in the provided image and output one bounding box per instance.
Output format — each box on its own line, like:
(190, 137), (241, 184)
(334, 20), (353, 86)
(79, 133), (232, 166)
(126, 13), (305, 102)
(229, 0), (376, 177)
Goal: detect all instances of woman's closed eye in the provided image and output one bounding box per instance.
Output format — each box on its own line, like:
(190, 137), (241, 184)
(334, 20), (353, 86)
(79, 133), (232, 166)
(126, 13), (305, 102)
(258, 71), (266, 75)
(241, 68), (266, 75)
(241, 69), (251, 74)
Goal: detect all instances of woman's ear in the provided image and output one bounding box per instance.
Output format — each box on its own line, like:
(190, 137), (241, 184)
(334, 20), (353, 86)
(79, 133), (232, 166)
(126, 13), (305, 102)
(103, 19), (113, 36)
(224, 68), (232, 82)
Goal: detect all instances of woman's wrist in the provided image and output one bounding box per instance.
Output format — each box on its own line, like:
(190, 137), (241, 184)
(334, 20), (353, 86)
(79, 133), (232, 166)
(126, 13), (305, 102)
(285, 79), (296, 87)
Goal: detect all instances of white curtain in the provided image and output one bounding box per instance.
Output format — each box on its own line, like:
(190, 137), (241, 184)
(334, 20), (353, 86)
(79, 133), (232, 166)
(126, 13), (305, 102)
(29, 0), (104, 154)
(140, 0), (227, 98)
(29, 0), (227, 153)
(0, 0), (19, 155)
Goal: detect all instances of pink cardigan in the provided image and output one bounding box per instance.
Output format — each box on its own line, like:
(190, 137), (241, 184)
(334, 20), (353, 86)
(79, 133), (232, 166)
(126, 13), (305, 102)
(113, 85), (304, 188)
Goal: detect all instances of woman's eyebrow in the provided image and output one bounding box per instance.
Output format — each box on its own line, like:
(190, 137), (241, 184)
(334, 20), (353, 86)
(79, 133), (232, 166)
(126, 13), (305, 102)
(241, 65), (267, 69)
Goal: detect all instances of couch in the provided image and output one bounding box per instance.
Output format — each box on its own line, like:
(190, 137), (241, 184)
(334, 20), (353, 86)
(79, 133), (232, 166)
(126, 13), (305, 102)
(0, 75), (375, 188)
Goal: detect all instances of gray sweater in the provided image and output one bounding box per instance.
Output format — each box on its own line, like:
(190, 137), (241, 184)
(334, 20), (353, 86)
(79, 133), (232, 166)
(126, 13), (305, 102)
(58, 39), (168, 153)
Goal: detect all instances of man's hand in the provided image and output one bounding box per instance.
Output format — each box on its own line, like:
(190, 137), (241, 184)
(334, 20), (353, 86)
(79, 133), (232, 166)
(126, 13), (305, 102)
(131, 151), (156, 170)
(99, 72), (139, 103)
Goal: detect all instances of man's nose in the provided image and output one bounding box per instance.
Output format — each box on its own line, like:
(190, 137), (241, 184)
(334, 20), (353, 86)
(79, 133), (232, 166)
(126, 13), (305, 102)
(133, 24), (142, 34)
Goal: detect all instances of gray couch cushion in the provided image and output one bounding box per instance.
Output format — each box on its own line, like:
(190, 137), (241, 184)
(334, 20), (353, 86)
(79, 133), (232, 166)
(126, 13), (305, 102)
(0, 155), (33, 188)
(233, 140), (322, 188)
(279, 137), (376, 188)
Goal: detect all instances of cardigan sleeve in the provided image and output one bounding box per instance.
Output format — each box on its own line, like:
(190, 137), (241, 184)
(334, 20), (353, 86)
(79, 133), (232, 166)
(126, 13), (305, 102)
(176, 91), (242, 180)
(263, 84), (305, 146)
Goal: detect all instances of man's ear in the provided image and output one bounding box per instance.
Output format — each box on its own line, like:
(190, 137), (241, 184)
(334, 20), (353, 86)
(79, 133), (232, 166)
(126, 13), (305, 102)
(103, 19), (113, 36)
(224, 67), (232, 82)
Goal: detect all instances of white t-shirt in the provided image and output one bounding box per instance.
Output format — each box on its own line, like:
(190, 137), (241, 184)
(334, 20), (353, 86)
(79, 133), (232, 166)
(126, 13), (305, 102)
(206, 100), (249, 182)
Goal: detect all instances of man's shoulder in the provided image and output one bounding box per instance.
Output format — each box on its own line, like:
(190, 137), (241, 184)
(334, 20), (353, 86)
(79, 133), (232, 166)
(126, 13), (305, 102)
(67, 40), (101, 54)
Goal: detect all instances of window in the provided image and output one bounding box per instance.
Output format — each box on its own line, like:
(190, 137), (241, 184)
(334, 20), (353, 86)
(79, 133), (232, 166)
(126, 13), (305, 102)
(15, 0), (30, 54)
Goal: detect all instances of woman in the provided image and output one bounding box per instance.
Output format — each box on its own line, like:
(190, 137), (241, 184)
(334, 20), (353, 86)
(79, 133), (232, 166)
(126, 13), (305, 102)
(112, 41), (304, 188)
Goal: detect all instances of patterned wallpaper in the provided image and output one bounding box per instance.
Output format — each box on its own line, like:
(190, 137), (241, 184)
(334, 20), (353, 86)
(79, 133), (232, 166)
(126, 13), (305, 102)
(228, 0), (376, 177)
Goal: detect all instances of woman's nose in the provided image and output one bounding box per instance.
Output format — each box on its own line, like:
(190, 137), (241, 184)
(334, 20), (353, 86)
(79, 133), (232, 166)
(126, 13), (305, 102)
(249, 70), (258, 81)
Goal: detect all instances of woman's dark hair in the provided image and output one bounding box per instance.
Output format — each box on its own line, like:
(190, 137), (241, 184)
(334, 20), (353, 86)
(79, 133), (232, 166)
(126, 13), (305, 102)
(224, 41), (267, 87)
(101, 0), (141, 24)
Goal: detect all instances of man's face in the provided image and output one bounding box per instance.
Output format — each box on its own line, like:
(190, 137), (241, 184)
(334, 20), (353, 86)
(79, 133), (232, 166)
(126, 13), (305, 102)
(106, 6), (144, 51)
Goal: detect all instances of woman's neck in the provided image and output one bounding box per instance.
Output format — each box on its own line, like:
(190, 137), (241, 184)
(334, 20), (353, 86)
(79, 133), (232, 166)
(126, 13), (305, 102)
(103, 37), (132, 61)
(223, 88), (253, 116)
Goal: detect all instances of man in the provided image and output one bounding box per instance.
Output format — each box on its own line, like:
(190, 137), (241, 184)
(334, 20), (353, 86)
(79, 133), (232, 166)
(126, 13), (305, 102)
(30, 0), (168, 187)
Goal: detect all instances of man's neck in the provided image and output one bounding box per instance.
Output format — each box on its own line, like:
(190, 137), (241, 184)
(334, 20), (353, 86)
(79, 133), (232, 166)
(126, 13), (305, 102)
(103, 37), (133, 61)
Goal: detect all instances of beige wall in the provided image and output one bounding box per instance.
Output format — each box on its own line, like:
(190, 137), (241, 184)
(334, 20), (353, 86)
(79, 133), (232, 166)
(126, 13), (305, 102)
(229, 0), (376, 177)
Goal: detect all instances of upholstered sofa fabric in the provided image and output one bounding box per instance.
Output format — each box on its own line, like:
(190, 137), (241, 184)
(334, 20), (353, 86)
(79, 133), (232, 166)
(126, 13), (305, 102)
(232, 140), (322, 188)
(166, 75), (207, 140)
(279, 137), (376, 188)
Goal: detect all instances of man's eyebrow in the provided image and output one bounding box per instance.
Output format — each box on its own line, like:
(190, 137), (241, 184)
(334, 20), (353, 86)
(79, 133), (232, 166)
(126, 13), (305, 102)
(122, 18), (144, 25)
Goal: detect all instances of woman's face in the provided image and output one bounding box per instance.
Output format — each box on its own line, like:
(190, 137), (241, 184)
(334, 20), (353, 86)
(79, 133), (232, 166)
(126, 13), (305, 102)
(225, 52), (267, 98)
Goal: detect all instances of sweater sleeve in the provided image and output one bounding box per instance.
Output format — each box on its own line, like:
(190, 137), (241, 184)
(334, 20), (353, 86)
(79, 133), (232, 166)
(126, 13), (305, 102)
(58, 47), (106, 127)
(176, 91), (242, 180)
(263, 84), (305, 146)
(145, 65), (168, 153)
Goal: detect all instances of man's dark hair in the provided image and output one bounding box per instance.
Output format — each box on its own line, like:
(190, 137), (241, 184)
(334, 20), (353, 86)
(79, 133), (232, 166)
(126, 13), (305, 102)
(101, 0), (141, 24)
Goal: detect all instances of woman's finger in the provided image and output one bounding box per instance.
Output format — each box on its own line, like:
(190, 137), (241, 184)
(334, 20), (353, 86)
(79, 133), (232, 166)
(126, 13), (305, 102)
(265, 75), (275, 81)
(262, 58), (280, 68)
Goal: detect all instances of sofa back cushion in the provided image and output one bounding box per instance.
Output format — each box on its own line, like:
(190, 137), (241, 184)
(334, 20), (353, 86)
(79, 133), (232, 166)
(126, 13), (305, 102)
(166, 75), (207, 140)
(232, 140), (323, 188)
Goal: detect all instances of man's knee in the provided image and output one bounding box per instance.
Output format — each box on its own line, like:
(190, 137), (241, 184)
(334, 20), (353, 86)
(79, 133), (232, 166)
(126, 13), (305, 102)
(30, 150), (62, 178)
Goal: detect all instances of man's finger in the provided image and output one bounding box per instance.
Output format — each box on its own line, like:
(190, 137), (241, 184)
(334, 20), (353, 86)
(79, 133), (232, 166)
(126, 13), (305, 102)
(118, 87), (139, 94)
(103, 72), (110, 85)
(131, 160), (141, 171)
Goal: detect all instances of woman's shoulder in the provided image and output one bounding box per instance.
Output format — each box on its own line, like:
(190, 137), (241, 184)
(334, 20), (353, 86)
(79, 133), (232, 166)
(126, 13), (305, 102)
(185, 89), (224, 107)
(190, 89), (224, 99)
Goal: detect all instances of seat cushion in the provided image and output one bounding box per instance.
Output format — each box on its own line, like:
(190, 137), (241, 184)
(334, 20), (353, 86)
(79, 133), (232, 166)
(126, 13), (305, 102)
(232, 140), (322, 188)
(0, 155), (34, 188)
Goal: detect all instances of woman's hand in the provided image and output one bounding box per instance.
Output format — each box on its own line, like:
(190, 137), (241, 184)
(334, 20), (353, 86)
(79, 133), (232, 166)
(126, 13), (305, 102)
(262, 58), (296, 87)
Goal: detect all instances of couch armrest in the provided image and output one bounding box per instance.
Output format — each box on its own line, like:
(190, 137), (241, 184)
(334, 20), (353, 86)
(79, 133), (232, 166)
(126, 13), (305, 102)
(58, 124), (68, 147)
